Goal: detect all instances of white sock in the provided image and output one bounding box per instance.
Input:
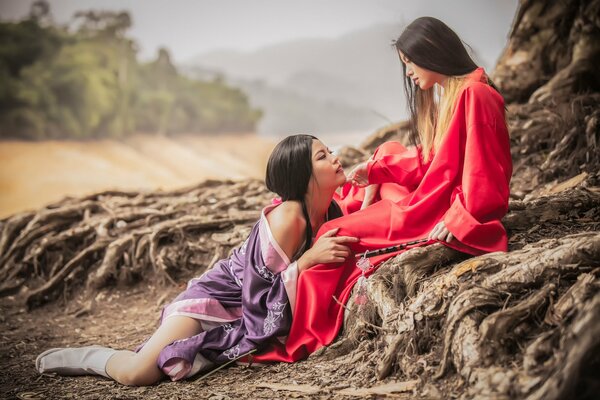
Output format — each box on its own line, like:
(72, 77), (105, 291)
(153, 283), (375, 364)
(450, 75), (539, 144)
(36, 345), (116, 378)
(186, 352), (214, 379)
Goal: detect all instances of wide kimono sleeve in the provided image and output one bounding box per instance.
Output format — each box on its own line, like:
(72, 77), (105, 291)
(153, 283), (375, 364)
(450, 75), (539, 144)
(366, 141), (431, 189)
(443, 85), (513, 253)
(155, 221), (295, 373)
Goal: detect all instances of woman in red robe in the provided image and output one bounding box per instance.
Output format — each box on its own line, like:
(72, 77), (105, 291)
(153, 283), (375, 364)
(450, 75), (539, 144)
(256, 16), (512, 363)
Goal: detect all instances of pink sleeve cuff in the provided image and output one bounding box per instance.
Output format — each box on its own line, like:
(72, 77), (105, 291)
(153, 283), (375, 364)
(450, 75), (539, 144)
(281, 261), (298, 316)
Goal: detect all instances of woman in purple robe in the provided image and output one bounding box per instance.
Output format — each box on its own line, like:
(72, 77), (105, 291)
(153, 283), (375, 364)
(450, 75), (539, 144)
(36, 134), (358, 385)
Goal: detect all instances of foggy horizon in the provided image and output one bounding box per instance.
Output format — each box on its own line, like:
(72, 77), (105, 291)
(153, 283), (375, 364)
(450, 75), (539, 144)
(0, 0), (517, 64)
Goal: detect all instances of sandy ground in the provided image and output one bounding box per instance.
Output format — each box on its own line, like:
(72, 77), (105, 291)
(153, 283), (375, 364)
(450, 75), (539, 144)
(0, 133), (275, 219)
(0, 282), (408, 400)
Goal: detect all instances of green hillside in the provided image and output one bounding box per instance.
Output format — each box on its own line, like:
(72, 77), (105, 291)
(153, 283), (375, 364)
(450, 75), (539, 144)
(0, 2), (262, 139)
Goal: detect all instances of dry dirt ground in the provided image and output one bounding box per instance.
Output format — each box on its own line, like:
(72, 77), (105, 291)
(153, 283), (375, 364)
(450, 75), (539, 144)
(0, 281), (419, 400)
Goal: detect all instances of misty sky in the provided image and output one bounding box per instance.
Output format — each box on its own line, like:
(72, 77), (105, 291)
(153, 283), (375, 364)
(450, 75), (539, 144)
(1, 0), (518, 63)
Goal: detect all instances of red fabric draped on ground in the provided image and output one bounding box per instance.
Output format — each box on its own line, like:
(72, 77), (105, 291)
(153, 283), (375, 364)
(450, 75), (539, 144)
(254, 67), (512, 363)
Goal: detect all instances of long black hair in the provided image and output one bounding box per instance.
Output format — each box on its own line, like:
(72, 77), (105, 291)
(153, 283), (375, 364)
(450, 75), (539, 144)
(265, 134), (342, 258)
(394, 17), (500, 147)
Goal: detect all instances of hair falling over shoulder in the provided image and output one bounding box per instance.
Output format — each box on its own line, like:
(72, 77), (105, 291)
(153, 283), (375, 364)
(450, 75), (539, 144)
(417, 75), (470, 162)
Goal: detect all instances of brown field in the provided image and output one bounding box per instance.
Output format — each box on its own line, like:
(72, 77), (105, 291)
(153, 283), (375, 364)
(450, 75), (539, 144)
(0, 133), (276, 219)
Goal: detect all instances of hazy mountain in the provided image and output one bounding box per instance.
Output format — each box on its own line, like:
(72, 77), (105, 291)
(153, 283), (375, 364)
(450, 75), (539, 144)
(183, 22), (494, 137)
(233, 78), (386, 138)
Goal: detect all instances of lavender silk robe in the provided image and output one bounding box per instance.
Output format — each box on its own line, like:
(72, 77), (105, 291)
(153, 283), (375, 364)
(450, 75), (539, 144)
(139, 205), (298, 380)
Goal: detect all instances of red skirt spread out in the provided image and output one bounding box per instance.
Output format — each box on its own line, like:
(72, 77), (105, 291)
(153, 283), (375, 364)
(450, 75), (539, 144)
(254, 67), (513, 363)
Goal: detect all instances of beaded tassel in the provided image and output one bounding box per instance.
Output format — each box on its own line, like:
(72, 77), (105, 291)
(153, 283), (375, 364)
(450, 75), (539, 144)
(353, 239), (430, 305)
(354, 255), (373, 305)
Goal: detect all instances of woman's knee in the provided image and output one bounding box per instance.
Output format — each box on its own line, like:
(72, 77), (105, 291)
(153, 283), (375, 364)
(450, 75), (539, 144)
(112, 356), (162, 386)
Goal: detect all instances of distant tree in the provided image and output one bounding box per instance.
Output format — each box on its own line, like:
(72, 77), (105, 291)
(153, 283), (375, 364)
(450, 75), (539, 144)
(28, 0), (52, 26)
(0, 3), (261, 139)
(72, 10), (132, 39)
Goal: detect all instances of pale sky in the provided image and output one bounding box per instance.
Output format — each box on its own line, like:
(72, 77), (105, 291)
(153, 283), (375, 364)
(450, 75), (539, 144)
(0, 0), (518, 63)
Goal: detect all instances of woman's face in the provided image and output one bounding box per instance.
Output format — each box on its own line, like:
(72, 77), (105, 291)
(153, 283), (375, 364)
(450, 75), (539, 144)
(309, 139), (346, 192)
(399, 51), (446, 90)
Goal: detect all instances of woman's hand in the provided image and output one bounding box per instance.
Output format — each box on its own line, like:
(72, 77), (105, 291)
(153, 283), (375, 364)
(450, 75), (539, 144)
(360, 184), (380, 210)
(428, 221), (454, 242)
(348, 161), (369, 187)
(297, 228), (359, 272)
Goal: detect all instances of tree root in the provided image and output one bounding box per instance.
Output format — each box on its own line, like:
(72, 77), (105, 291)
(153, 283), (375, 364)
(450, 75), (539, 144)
(436, 286), (503, 379)
(0, 179), (273, 308)
(479, 283), (555, 344)
(527, 294), (600, 400)
(323, 230), (600, 398)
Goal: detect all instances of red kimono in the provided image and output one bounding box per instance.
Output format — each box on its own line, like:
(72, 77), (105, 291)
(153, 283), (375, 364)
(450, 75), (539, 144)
(254, 67), (512, 363)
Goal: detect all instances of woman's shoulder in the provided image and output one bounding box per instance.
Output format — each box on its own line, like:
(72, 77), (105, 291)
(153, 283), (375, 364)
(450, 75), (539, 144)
(266, 201), (305, 224)
(457, 81), (505, 123)
(459, 80), (504, 106)
(264, 201), (306, 245)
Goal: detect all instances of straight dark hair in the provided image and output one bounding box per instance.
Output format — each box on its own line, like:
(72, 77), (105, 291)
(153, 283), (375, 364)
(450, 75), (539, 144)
(394, 16), (501, 147)
(265, 134), (342, 258)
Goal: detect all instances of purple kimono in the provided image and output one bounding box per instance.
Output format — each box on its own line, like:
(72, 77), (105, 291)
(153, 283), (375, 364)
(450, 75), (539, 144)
(139, 204), (300, 380)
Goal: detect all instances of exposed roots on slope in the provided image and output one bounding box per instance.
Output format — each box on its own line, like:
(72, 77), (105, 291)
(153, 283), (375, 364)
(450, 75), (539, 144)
(320, 231), (600, 398)
(0, 179), (271, 308)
